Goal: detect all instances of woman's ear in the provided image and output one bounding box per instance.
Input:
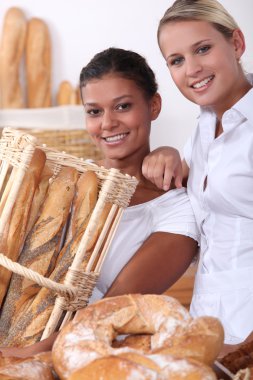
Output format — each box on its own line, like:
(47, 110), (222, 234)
(232, 29), (246, 60)
(150, 93), (162, 121)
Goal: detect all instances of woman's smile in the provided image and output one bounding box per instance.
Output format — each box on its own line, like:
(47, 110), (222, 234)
(102, 132), (129, 144)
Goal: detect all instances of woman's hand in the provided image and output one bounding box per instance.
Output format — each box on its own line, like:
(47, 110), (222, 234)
(142, 146), (183, 191)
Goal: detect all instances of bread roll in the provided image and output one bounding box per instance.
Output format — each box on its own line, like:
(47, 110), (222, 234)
(0, 148), (46, 307)
(56, 81), (77, 106)
(0, 7), (27, 108)
(0, 167), (78, 345)
(26, 18), (51, 108)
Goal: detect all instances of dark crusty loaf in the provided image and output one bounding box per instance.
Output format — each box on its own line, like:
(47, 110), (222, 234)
(220, 339), (253, 374)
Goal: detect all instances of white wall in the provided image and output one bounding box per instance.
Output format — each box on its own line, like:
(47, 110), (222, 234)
(0, 0), (252, 153)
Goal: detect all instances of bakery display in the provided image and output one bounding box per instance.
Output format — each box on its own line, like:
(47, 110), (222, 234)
(0, 7), (82, 108)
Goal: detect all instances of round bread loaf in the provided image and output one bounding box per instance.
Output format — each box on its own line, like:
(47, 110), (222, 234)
(52, 294), (223, 379)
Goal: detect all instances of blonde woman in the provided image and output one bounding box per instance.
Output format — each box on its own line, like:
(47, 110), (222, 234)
(143, 0), (253, 351)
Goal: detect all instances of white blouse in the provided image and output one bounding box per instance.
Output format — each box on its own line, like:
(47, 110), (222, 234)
(184, 74), (253, 343)
(90, 188), (199, 302)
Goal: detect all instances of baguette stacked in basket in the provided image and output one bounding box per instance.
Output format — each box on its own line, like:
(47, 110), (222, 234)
(0, 127), (138, 347)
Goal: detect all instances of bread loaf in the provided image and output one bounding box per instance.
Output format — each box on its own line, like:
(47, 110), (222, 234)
(0, 7), (27, 108)
(67, 354), (217, 380)
(219, 339), (253, 374)
(26, 18), (51, 108)
(56, 81), (77, 106)
(0, 355), (54, 380)
(52, 294), (222, 380)
(2, 171), (98, 346)
(25, 165), (53, 236)
(0, 148), (46, 307)
(0, 167), (78, 345)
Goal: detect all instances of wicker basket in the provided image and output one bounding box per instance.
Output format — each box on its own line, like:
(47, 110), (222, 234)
(0, 128), (103, 161)
(0, 127), (138, 343)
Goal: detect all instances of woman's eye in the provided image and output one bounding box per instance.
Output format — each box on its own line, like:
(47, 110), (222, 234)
(169, 56), (184, 66)
(197, 45), (211, 54)
(86, 108), (101, 116)
(116, 103), (131, 111)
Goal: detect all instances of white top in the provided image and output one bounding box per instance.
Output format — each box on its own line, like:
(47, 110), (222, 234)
(90, 188), (199, 303)
(184, 74), (253, 344)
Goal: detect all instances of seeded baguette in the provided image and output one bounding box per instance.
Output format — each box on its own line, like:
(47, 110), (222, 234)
(4, 171), (99, 346)
(0, 167), (78, 344)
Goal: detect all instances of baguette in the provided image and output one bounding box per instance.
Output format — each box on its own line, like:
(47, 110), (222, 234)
(0, 167), (78, 344)
(0, 148), (46, 307)
(0, 7), (27, 108)
(3, 171), (99, 346)
(25, 18), (51, 108)
(25, 165), (53, 236)
(56, 81), (77, 106)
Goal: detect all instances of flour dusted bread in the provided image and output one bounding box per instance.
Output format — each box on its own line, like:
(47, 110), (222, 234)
(52, 294), (223, 379)
(0, 7), (27, 108)
(0, 167), (78, 345)
(26, 17), (51, 107)
(67, 355), (217, 380)
(0, 355), (54, 380)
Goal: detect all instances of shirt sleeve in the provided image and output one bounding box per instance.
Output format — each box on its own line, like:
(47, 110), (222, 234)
(152, 188), (200, 243)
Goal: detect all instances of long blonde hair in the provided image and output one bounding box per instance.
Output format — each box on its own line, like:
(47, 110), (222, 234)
(158, 0), (239, 44)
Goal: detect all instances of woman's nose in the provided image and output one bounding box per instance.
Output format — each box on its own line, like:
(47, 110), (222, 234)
(185, 57), (202, 77)
(101, 110), (118, 130)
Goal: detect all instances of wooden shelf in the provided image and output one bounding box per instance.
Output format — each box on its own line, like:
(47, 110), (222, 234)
(163, 264), (197, 309)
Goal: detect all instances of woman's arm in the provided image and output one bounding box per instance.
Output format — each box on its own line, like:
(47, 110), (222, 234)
(142, 147), (189, 191)
(105, 232), (198, 297)
(0, 332), (57, 358)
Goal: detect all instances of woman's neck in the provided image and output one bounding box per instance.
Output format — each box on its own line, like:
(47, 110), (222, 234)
(214, 74), (252, 125)
(98, 147), (150, 180)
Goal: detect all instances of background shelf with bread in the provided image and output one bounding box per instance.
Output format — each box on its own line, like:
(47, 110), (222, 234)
(0, 7), (101, 161)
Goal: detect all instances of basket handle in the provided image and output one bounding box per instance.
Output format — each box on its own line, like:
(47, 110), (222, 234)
(0, 253), (76, 299)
